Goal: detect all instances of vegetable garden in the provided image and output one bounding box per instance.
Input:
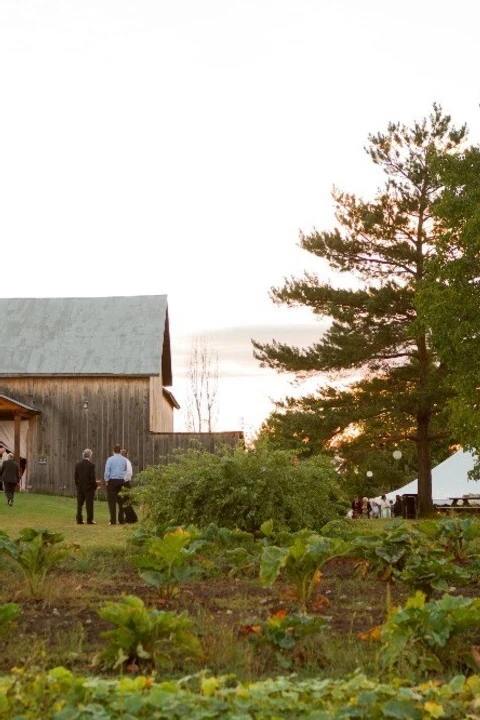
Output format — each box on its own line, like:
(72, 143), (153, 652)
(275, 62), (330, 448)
(2, 449), (480, 717)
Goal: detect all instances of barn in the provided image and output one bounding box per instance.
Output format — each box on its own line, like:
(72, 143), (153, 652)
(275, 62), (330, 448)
(0, 295), (242, 494)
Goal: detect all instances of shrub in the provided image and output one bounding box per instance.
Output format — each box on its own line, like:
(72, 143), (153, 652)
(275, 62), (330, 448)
(132, 444), (346, 533)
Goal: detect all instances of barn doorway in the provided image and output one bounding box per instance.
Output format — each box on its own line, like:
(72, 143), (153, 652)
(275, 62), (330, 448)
(0, 395), (41, 490)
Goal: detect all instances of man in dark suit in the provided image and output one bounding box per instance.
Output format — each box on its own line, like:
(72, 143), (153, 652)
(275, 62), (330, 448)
(74, 448), (97, 524)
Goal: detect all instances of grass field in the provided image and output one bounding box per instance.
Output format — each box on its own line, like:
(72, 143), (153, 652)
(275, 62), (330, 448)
(0, 492), (128, 546)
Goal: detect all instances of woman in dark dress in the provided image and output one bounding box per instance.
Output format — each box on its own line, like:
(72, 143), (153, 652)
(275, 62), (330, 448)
(1, 453), (20, 506)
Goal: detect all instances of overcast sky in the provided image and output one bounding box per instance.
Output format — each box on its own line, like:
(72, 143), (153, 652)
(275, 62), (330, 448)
(1, 0), (480, 432)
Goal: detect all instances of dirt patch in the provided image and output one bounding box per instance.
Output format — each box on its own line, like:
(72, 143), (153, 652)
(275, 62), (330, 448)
(0, 559), (405, 675)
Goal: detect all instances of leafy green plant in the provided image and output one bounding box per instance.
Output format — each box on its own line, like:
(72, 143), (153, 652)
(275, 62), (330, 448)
(11, 528), (73, 598)
(381, 591), (480, 676)
(0, 603), (21, 637)
(4, 665), (480, 718)
(437, 517), (480, 560)
(349, 520), (419, 580)
(349, 520), (473, 600)
(0, 530), (18, 558)
(132, 528), (204, 601)
(240, 609), (328, 669)
(93, 595), (202, 670)
(198, 523), (262, 577)
(260, 534), (348, 612)
(395, 551), (471, 598)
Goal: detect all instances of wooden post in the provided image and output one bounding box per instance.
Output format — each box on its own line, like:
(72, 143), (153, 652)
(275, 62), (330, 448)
(14, 412), (21, 463)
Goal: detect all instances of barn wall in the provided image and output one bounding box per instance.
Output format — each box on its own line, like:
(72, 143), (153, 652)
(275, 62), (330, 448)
(0, 377), (172, 494)
(0, 379), (242, 495)
(149, 376), (174, 432)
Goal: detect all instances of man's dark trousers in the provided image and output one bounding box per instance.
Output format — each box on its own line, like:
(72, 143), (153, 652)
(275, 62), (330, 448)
(107, 479), (125, 524)
(75, 457), (96, 524)
(76, 487), (95, 524)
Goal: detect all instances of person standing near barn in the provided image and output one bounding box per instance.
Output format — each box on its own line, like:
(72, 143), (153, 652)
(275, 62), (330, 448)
(119, 448), (138, 524)
(104, 443), (127, 525)
(1, 452), (20, 506)
(0, 444), (8, 493)
(75, 448), (97, 524)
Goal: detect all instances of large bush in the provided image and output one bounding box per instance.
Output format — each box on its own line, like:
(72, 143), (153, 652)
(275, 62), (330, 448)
(133, 444), (346, 532)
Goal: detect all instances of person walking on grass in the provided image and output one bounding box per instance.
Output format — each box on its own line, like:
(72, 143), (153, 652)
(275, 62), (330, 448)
(0, 444), (8, 493)
(74, 448), (97, 525)
(104, 443), (127, 525)
(1, 452), (20, 507)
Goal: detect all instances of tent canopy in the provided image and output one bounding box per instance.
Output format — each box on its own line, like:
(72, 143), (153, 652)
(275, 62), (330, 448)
(382, 449), (479, 504)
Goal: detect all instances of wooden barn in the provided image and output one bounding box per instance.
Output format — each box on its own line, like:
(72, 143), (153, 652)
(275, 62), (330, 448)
(0, 296), (242, 494)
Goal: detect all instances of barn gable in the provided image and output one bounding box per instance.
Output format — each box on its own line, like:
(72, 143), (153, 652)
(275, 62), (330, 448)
(0, 295), (171, 380)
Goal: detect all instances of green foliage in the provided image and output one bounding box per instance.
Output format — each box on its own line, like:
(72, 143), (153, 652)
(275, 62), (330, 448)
(93, 595), (202, 670)
(8, 528), (73, 598)
(0, 530), (18, 558)
(435, 516), (480, 560)
(132, 529), (204, 601)
(349, 520), (472, 597)
(241, 610), (328, 669)
(198, 523), (261, 577)
(420, 147), (480, 456)
(133, 444), (346, 533)
(260, 534), (348, 612)
(4, 666), (480, 718)
(349, 520), (418, 582)
(381, 592), (480, 676)
(0, 603), (21, 637)
(253, 105), (468, 516)
(396, 554), (470, 598)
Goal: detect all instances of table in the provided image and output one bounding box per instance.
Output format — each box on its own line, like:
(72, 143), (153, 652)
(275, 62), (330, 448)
(449, 496), (480, 507)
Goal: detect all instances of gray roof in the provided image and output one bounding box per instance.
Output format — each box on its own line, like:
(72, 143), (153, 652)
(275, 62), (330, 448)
(0, 296), (171, 379)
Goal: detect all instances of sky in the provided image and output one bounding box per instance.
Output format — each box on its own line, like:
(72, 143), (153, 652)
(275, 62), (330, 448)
(1, 0), (480, 433)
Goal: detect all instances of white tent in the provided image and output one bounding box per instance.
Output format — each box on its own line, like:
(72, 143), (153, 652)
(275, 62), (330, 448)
(384, 449), (479, 504)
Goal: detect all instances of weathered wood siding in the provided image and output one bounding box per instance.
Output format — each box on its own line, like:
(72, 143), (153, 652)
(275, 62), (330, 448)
(149, 376), (173, 432)
(0, 378), (243, 495)
(0, 377), (169, 494)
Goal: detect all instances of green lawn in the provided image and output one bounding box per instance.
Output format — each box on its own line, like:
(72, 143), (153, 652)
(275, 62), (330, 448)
(0, 492), (128, 546)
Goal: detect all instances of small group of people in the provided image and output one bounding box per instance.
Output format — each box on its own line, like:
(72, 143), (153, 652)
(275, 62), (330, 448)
(75, 443), (138, 526)
(350, 493), (403, 519)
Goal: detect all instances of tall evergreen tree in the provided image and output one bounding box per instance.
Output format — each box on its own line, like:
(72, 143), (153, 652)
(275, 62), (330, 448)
(253, 106), (466, 516)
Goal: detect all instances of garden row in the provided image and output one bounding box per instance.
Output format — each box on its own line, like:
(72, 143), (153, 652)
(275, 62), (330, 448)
(2, 517), (480, 678)
(2, 666), (480, 719)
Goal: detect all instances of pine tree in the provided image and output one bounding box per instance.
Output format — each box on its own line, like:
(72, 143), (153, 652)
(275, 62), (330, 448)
(254, 105), (466, 516)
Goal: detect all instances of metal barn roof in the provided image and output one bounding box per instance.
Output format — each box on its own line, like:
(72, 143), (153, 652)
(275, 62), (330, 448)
(0, 296), (171, 379)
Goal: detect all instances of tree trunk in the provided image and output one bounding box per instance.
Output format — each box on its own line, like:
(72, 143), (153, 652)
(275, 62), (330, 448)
(417, 412), (434, 517)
